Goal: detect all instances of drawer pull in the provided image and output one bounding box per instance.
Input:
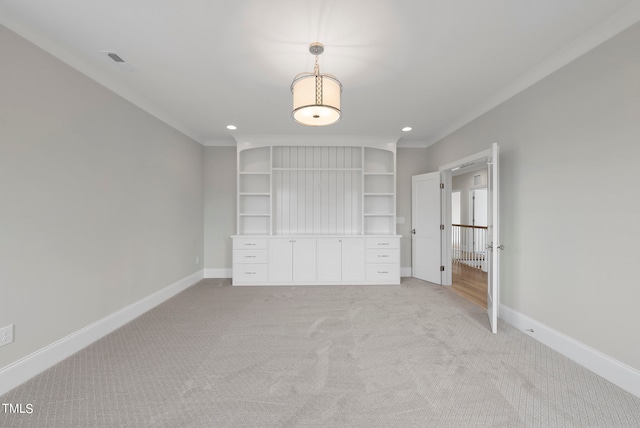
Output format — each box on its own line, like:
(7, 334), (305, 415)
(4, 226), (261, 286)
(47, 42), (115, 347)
(245, 272), (256, 275)
(244, 243), (256, 246)
(245, 255), (256, 258)
(378, 255), (389, 258)
(378, 271), (389, 274)
(379, 243), (389, 246)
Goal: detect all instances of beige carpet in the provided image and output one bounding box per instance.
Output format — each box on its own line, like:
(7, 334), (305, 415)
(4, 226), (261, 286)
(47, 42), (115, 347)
(2, 278), (639, 427)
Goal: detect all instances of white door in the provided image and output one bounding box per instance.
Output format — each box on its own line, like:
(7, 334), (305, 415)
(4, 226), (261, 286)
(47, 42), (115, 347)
(342, 238), (365, 282)
(292, 238), (317, 282)
(487, 143), (500, 334)
(317, 239), (342, 282)
(412, 172), (442, 283)
(270, 239), (293, 283)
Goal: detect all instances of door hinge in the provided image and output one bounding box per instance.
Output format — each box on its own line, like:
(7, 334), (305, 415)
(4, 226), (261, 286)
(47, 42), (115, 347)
(440, 266), (445, 272)
(440, 183), (445, 189)
(440, 224), (444, 230)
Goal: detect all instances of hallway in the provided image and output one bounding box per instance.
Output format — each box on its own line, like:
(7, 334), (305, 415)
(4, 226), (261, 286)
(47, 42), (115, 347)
(451, 261), (487, 309)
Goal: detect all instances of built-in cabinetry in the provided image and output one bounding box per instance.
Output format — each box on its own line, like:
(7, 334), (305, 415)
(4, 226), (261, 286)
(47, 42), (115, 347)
(237, 146), (271, 235)
(232, 237), (268, 283)
(365, 237), (400, 283)
(232, 141), (401, 285)
(269, 238), (317, 283)
(317, 238), (365, 282)
(363, 147), (396, 235)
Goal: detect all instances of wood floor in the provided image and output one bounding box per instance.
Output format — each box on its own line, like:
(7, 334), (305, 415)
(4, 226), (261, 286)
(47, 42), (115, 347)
(451, 262), (488, 309)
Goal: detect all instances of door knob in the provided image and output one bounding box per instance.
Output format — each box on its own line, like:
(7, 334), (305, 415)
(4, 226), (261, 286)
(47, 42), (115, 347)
(411, 229), (416, 235)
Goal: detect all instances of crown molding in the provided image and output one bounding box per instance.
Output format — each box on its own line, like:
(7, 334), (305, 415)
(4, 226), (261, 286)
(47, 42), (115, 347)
(397, 140), (433, 149)
(203, 139), (236, 147)
(232, 134), (400, 146)
(427, 1), (640, 146)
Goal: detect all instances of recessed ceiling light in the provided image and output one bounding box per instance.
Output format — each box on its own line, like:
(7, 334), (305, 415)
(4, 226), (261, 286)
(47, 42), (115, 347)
(402, 127), (412, 132)
(226, 125), (237, 130)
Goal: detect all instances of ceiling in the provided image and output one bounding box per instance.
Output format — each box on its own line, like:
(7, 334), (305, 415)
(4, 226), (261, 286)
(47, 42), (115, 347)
(1, 0), (639, 147)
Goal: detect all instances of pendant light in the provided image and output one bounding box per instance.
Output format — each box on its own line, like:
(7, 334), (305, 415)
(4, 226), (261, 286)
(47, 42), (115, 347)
(291, 42), (342, 126)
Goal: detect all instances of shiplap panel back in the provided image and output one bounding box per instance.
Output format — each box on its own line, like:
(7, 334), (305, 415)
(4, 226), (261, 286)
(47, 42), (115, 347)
(273, 146), (362, 235)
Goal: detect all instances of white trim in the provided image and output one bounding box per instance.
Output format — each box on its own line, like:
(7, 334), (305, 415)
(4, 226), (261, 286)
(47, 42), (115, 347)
(439, 148), (493, 287)
(0, 270), (204, 396)
(439, 148), (491, 173)
(397, 140), (432, 149)
(234, 134), (399, 149)
(0, 19), (204, 145)
(427, 2), (640, 146)
(203, 139), (237, 147)
(500, 304), (640, 399)
(204, 268), (232, 278)
(401, 267), (412, 277)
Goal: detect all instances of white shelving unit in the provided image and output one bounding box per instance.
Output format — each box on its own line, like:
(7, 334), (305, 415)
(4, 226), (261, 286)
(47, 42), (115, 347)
(237, 146), (271, 235)
(363, 147), (396, 235)
(232, 141), (400, 285)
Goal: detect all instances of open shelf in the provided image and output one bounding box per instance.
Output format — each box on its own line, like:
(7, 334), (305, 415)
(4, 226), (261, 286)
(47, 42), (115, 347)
(238, 216), (271, 235)
(364, 216), (396, 235)
(364, 148), (394, 174)
(239, 146), (271, 172)
(236, 144), (395, 236)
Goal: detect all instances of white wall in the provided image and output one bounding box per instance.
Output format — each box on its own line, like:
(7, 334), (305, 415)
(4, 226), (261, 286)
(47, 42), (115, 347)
(0, 26), (204, 369)
(396, 148), (430, 270)
(424, 23), (640, 371)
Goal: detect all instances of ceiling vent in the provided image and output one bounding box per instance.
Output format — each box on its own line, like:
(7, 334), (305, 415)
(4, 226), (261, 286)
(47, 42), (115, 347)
(102, 51), (134, 72)
(106, 52), (125, 63)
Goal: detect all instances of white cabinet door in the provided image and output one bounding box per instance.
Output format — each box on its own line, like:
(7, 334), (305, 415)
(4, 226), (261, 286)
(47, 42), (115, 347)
(292, 238), (317, 282)
(342, 238), (365, 282)
(318, 239), (342, 282)
(269, 239), (293, 283)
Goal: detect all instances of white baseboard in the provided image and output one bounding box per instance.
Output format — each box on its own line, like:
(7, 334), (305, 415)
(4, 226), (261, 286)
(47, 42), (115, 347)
(204, 268), (232, 278)
(401, 267), (412, 277)
(0, 270), (204, 397)
(500, 304), (640, 399)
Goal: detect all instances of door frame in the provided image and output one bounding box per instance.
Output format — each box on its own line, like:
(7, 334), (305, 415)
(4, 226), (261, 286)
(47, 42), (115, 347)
(438, 148), (493, 286)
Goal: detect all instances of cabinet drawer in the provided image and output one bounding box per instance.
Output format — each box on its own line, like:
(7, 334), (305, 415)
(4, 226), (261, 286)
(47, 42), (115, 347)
(365, 264), (400, 283)
(366, 237), (399, 249)
(366, 249), (399, 264)
(233, 238), (267, 250)
(233, 264), (268, 282)
(233, 250), (267, 264)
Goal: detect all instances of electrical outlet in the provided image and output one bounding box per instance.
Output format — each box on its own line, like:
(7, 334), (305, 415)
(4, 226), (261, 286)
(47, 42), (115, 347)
(0, 324), (14, 347)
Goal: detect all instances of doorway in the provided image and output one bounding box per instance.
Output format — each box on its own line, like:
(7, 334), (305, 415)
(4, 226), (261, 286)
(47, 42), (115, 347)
(438, 143), (500, 334)
(451, 167), (489, 308)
